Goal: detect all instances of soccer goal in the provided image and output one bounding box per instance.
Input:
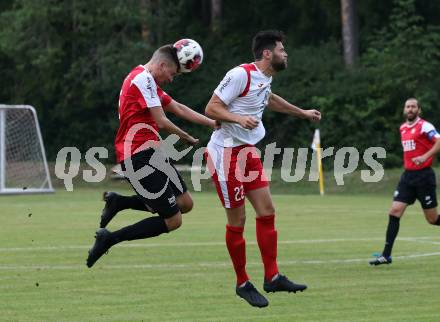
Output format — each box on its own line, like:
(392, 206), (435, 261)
(0, 105), (54, 194)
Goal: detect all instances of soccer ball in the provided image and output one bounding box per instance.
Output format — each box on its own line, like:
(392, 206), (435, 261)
(173, 39), (204, 73)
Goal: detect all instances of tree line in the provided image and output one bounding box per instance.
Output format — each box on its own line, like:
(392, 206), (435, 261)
(0, 0), (439, 167)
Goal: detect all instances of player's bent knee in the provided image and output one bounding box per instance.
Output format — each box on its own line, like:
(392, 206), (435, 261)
(237, 215), (246, 226)
(264, 205), (275, 215)
(225, 205), (246, 227)
(423, 208), (438, 225)
(177, 193), (193, 214)
(165, 212), (183, 231)
(250, 198), (275, 216)
(425, 214), (438, 225)
(389, 207), (405, 217)
(180, 199), (193, 214)
(389, 210), (402, 217)
(228, 214), (246, 227)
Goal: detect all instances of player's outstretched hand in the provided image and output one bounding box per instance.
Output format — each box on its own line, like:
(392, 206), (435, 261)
(187, 136), (200, 146)
(304, 109), (321, 122)
(238, 115), (259, 129)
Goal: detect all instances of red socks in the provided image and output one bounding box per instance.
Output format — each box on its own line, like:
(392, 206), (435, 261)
(226, 215), (279, 285)
(256, 214), (279, 281)
(225, 225), (249, 285)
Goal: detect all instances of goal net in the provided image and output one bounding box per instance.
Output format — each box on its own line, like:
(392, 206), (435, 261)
(0, 105), (54, 194)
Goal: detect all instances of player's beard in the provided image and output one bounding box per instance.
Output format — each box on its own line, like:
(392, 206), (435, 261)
(405, 112), (418, 122)
(271, 56), (287, 72)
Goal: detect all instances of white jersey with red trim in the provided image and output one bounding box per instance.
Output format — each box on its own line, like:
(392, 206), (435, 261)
(210, 63), (272, 147)
(400, 118), (440, 170)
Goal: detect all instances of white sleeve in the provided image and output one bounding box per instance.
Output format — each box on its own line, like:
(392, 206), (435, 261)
(132, 72), (161, 108)
(214, 67), (247, 106)
(421, 121), (440, 141)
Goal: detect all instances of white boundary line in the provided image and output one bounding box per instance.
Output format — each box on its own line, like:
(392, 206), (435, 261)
(0, 237), (439, 270)
(1, 252), (440, 271)
(0, 236), (439, 252)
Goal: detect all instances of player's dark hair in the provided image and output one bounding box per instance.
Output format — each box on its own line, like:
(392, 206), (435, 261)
(252, 30), (285, 60)
(153, 44), (180, 72)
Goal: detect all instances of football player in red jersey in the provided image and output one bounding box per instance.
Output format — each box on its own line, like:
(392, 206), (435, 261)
(86, 44), (216, 268)
(370, 98), (440, 265)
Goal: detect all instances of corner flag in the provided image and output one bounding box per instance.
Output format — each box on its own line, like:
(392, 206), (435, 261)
(311, 129), (324, 196)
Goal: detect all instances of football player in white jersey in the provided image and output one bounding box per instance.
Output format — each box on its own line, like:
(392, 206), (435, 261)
(205, 30), (321, 307)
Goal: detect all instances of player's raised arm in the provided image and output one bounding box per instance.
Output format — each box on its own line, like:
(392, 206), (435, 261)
(205, 65), (260, 130)
(149, 105), (199, 145)
(267, 93), (321, 122)
(166, 99), (217, 128)
(205, 94), (259, 129)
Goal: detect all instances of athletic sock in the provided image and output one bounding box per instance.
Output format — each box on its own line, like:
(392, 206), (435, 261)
(382, 215), (400, 258)
(115, 195), (150, 211)
(256, 214), (279, 281)
(130, 195), (152, 211)
(225, 225), (249, 286)
(109, 216), (168, 245)
(434, 215), (440, 226)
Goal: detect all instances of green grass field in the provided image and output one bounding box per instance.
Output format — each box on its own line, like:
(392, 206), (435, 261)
(1, 187), (440, 321)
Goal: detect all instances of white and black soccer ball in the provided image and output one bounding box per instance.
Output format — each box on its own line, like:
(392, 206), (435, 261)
(173, 39), (204, 73)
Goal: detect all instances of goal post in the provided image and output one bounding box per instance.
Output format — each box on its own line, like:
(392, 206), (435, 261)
(0, 105), (54, 194)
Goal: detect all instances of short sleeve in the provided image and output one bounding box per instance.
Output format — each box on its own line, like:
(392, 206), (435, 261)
(214, 67), (247, 106)
(421, 121), (440, 141)
(132, 72), (161, 108)
(157, 87), (172, 108)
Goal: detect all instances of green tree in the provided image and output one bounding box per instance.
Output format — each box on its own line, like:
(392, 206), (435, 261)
(0, 0), (439, 168)
(0, 0), (153, 158)
(312, 0), (440, 166)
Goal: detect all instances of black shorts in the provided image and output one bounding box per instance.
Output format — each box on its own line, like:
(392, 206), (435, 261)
(120, 148), (187, 218)
(393, 167), (437, 209)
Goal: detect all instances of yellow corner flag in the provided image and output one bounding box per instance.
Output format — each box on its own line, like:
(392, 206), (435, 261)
(311, 129), (324, 196)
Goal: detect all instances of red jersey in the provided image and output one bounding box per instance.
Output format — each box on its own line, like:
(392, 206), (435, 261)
(115, 65), (172, 163)
(400, 118), (440, 170)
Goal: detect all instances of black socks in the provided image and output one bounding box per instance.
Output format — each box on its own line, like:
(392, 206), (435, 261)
(109, 216), (169, 246)
(382, 215), (400, 258)
(117, 195), (151, 212)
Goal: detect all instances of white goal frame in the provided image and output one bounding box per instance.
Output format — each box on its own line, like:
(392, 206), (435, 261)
(0, 105), (54, 194)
